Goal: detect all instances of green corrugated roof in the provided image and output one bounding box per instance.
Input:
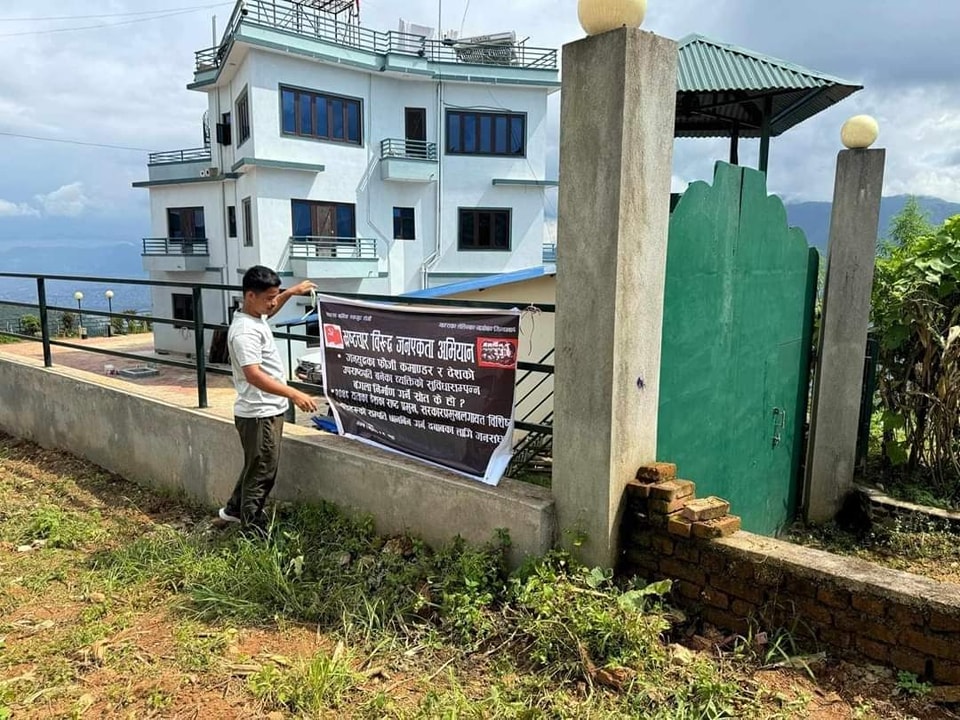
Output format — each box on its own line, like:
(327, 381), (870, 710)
(675, 34), (862, 139)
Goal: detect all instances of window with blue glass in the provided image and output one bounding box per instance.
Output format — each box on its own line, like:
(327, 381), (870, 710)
(458, 208), (511, 251)
(281, 86), (362, 145)
(446, 110), (525, 156)
(291, 200), (356, 240)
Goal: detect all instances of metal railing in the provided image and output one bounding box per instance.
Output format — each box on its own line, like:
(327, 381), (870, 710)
(142, 238), (210, 256)
(147, 147), (212, 165)
(542, 243), (557, 263)
(289, 236), (377, 259)
(380, 138), (437, 161)
(195, 0), (558, 73)
(0, 272), (556, 481)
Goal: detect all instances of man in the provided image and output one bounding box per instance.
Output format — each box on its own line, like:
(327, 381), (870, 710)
(218, 265), (319, 530)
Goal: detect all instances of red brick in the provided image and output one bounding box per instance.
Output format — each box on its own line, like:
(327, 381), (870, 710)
(701, 607), (750, 635)
(676, 580), (702, 601)
(819, 626), (853, 650)
(930, 610), (960, 633)
(649, 497), (688, 515)
(700, 552), (726, 575)
(851, 595), (887, 618)
(636, 462), (677, 483)
(691, 515), (741, 539)
(797, 598), (835, 626)
(674, 540), (700, 564)
(889, 604), (925, 628)
(730, 599), (755, 617)
(932, 661), (960, 685)
(856, 618), (897, 645)
(816, 586), (851, 610)
(660, 558), (707, 586)
(682, 497), (731, 523)
(668, 517), (694, 538)
(710, 574), (765, 605)
(649, 479), (695, 502)
(902, 630), (957, 660)
(784, 576), (816, 599)
(890, 647), (928, 677)
(855, 636), (891, 663)
(651, 535), (674, 556)
(702, 588), (730, 610)
(625, 480), (653, 500)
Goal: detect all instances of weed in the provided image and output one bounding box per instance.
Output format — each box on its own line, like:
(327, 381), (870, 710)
(5, 506), (102, 549)
(248, 650), (359, 714)
(895, 670), (932, 698)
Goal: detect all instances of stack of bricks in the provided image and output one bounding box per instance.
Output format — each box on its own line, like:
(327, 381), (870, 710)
(629, 462), (741, 540)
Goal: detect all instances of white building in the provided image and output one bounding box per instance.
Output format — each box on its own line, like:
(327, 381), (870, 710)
(134, 0), (560, 358)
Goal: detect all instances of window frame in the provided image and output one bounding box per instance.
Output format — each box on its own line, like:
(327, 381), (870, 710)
(172, 292), (194, 329)
(279, 85), (363, 147)
(457, 208), (512, 252)
(166, 207), (205, 241)
(445, 110), (526, 157)
(227, 205), (237, 238)
(393, 207), (416, 240)
(242, 198), (253, 248)
(291, 199), (357, 239)
(235, 87), (250, 148)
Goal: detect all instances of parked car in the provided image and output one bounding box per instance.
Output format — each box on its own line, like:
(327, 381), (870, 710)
(295, 349), (325, 386)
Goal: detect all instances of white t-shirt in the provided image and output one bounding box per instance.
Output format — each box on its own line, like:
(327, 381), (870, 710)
(228, 311), (289, 418)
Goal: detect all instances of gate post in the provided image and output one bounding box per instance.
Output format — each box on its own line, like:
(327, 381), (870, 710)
(552, 27), (677, 567)
(805, 141), (886, 523)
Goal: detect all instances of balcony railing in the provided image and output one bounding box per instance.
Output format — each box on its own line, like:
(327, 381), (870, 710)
(380, 138), (437, 161)
(142, 238), (210, 256)
(147, 148), (212, 166)
(195, 0), (558, 73)
(542, 243), (557, 263)
(289, 236), (377, 259)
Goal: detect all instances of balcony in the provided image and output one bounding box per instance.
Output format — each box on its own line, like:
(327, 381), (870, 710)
(380, 139), (438, 183)
(542, 243), (557, 264)
(141, 238), (210, 273)
(148, 148), (212, 166)
(289, 237), (379, 279)
(138, 147), (217, 186)
(194, 0), (558, 86)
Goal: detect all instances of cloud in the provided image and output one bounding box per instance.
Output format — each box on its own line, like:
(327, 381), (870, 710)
(0, 199), (40, 218)
(34, 182), (91, 217)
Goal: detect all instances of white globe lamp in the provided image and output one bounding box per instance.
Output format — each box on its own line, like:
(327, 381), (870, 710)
(841, 115), (879, 149)
(578, 0), (647, 36)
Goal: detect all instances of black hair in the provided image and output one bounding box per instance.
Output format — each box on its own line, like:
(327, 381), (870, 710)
(242, 265), (281, 294)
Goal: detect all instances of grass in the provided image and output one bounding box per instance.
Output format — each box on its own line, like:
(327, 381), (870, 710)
(0, 433), (953, 719)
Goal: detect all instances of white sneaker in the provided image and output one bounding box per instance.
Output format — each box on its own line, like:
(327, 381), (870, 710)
(218, 508), (241, 524)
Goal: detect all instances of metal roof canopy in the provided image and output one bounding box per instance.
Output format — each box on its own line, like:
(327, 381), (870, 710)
(675, 34), (863, 171)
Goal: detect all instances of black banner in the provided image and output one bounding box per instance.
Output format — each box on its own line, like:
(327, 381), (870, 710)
(317, 295), (521, 485)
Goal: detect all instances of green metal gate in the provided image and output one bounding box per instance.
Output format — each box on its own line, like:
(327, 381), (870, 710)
(657, 162), (820, 535)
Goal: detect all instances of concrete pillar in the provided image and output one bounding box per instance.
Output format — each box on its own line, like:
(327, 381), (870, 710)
(804, 149), (886, 523)
(552, 28), (677, 568)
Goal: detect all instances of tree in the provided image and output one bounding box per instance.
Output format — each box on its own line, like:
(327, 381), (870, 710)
(59, 311), (76, 337)
(19, 314), (40, 336)
(872, 210), (960, 497)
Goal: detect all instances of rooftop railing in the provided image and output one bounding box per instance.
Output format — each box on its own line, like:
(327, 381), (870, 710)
(142, 238), (211, 256)
(147, 147), (212, 165)
(195, 0), (558, 73)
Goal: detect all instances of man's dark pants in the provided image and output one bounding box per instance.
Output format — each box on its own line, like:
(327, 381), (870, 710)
(225, 414), (285, 523)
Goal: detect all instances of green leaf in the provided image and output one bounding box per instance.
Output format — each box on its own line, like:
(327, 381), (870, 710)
(882, 411), (906, 432)
(885, 441), (909, 467)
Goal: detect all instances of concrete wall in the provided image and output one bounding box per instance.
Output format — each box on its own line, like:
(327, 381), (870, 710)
(0, 355), (555, 567)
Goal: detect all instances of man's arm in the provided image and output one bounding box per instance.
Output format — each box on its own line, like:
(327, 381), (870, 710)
(268, 280), (317, 319)
(242, 364), (319, 412)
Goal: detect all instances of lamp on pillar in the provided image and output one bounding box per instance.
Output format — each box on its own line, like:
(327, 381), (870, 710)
(841, 114), (880, 149)
(577, 0), (647, 35)
(105, 290), (114, 337)
(73, 291), (86, 340)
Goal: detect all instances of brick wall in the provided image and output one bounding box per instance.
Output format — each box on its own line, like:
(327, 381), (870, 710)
(620, 467), (960, 685)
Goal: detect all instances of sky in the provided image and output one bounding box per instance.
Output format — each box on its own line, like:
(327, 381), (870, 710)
(0, 0), (958, 244)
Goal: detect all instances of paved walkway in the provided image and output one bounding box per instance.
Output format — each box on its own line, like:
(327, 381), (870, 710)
(0, 334), (326, 430)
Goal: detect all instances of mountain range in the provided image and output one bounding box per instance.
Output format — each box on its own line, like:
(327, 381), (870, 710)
(1, 195), (958, 307)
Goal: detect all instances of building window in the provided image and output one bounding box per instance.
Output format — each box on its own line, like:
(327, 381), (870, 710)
(281, 87), (362, 145)
(227, 206), (237, 238)
(291, 200), (356, 239)
(242, 198), (253, 247)
(172, 293), (194, 329)
(393, 207), (415, 240)
(236, 89), (250, 147)
(446, 111), (525, 156)
(458, 208), (511, 251)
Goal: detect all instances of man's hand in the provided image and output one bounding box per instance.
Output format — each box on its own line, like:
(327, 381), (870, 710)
(289, 280), (318, 296)
(290, 389), (319, 413)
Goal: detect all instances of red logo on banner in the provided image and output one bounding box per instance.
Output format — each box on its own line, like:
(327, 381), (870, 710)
(323, 324), (344, 349)
(476, 337), (518, 369)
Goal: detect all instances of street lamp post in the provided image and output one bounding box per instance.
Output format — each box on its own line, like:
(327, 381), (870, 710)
(74, 291), (85, 339)
(105, 290), (114, 337)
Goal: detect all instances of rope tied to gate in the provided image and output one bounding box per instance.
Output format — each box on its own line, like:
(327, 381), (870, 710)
(520, 305), (542, 357)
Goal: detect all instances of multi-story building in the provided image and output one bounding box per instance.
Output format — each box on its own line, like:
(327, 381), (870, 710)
(134, 0), (559, 358)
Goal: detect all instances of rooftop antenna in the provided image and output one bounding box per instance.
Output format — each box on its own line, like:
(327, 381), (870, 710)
(211, 15), (217, 46)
